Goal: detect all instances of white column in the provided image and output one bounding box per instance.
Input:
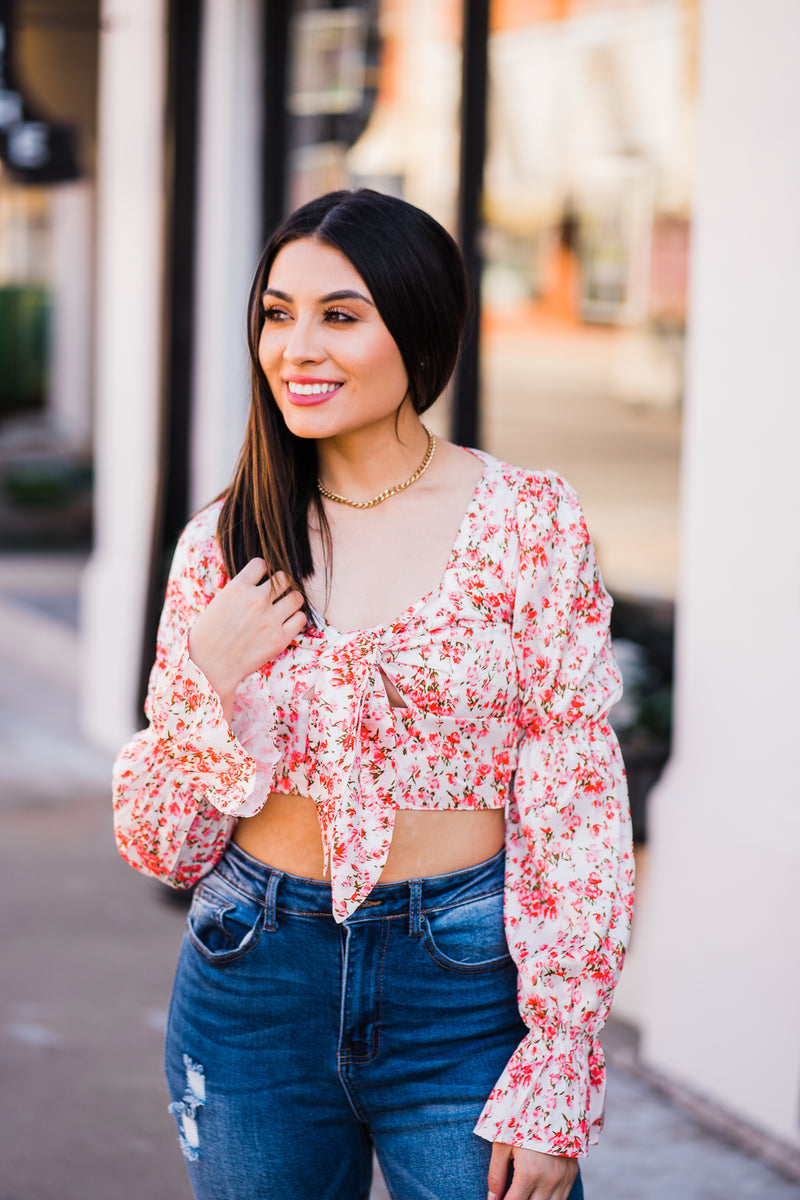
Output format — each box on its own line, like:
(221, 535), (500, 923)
(80, 0), (167, 750)
(189, 0), (263, 513)
(633, 0), (800, 1146)
(47, 181), (94, 448)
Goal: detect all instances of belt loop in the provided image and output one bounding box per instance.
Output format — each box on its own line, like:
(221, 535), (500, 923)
(263, 869), (282, 931)
(408, 879), (423, 938)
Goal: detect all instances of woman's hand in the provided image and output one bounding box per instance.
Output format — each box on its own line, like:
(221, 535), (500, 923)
(188, 559), (307, 720)
(487, 1143), (578, 1200)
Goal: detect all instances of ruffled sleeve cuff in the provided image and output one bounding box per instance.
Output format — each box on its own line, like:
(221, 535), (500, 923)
(473, 1029), (606, 1156)
(145, 637), (277, 817)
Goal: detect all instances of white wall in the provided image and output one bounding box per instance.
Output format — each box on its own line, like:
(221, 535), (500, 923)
(81, 0), (167, 750)
(632, 0), (800, 1145)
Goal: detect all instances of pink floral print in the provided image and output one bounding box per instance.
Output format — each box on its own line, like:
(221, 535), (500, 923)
(112, 452), (634, 1156)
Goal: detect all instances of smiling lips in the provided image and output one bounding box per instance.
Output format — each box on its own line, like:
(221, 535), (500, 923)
(285, 379), (342, 406)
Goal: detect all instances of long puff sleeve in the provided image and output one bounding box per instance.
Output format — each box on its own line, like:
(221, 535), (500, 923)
(112, 505), (274, 888)
(474, 473), (634, 1155)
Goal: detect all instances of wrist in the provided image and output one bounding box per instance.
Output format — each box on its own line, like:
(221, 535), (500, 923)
(187, 646), (238, 713)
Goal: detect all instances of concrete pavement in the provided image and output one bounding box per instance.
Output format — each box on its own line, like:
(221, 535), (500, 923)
(2, 551), (799, 1199)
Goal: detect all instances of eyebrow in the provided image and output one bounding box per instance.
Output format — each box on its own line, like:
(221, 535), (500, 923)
(263, 287), (375, 307)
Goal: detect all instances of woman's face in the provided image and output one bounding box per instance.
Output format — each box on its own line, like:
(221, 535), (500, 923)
(258, 238), (410, 441)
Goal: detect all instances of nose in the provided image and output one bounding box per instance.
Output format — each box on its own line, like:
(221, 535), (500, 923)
(283, 314), (324, 365)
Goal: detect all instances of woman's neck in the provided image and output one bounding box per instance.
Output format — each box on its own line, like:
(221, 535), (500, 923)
(315, 410), (430, 503)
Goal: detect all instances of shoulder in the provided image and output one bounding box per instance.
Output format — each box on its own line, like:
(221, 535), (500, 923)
(169, 499), (227, 591)
(469, 450), (584, 533)
(178, 497), (225, 547)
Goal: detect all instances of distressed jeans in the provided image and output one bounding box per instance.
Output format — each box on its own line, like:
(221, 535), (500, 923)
(165, 842), (585, 1200)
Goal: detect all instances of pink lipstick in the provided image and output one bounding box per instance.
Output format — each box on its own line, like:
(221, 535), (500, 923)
(284, 377), (343, 406)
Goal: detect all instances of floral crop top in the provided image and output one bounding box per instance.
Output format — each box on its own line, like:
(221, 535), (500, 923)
(112, 452), (634, 1157)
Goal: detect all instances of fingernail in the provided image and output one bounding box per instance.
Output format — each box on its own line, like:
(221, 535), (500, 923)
(487, 1193), (497, 1200)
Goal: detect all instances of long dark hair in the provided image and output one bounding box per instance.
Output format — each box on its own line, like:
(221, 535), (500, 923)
(217, 189), (469, 597)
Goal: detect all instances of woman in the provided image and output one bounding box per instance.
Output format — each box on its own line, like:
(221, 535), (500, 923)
(113, 189), (634, 1200)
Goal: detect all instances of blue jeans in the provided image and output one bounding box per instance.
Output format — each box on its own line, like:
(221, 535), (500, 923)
(165, 842), (585, 1200)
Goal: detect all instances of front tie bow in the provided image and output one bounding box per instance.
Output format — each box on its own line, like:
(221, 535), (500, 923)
(305, 635), (403, 921)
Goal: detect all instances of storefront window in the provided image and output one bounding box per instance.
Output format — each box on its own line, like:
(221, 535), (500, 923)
(284, 0), (464, 229)
(482, 0), (695, 602)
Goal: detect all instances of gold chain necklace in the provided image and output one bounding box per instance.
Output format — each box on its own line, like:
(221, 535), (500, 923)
(317, 427), (436, 509)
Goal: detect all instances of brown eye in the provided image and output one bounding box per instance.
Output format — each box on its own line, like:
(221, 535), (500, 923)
(324, 308), (356, 325)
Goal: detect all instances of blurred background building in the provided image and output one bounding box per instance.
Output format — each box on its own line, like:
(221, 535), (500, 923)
(0, 0), (797, 1172)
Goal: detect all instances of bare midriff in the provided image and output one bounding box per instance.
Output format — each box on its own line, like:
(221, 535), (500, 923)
(232, 792), (506, 881)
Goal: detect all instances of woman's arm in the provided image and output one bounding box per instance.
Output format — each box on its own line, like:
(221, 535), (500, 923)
(474, 474), (634, 1164)
(112, 508), (305, 887)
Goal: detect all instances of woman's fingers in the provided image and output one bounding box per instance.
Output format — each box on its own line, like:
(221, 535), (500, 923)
(235, 556), (268, 585)
(249, 569), (306, 646)
(487, 1142), (512, 1200)
(271, 586), (306, 622)
(257, 568), (288, 598)
(254, 567), (307, 631)
(240, 562), (303, 620)
(282, 608), (308, 639)
(488, 1145), (578, 1200)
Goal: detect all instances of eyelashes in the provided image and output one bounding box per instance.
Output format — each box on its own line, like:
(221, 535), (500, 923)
(261, 305), (287, 322)
(261, 305), (356, 326)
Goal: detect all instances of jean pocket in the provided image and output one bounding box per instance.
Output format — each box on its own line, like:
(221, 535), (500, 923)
(422, 889), (511, 973)
(186, 878), (264, 964)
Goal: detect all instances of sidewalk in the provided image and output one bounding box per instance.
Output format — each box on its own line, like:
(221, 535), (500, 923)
(2, 556), (798, 1200)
